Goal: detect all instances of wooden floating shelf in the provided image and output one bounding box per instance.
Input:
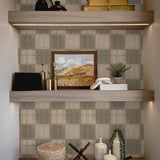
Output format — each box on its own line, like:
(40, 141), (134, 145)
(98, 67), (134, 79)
(10, 90), (154, 102)
(8, 11), (154, 30)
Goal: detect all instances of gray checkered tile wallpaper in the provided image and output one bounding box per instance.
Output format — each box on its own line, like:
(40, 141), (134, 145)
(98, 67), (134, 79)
(17, 0), (144, 158)
(19, 30), (144, 158)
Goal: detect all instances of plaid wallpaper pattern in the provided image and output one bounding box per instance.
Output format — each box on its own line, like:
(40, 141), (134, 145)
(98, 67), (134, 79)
(15, 0), (143, 11)
(20, 102), (144, 158)
(19, 29), (144, 158)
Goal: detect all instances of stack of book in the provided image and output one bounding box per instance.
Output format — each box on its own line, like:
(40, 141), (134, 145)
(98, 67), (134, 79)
(82, 0), (135, 11)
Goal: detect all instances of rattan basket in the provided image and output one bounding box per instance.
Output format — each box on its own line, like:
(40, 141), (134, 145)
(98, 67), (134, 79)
(37, 143), (65, 160)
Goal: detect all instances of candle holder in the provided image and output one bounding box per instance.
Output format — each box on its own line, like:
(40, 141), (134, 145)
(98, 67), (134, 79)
(69, 142), (90, 160)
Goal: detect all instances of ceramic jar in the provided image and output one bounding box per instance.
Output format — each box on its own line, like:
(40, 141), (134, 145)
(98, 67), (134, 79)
(95, 137), (107, 160)
(103, 150), (117, 160)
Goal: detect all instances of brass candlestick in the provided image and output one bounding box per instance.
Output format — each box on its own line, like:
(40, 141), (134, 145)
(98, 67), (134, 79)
(40, 62), (45, 90)
(53, 62), (57, 90)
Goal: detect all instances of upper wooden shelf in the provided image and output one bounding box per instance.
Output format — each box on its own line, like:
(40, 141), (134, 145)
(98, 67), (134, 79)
(8, 11), (154, 30)
(10, 90), (154, 102)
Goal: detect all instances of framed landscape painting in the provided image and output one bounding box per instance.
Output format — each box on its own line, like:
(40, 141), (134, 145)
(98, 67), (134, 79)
(52, 51), (97, 89)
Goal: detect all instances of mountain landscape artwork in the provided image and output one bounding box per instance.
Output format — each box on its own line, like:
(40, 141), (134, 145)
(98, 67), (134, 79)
(54, 51), (97, 88)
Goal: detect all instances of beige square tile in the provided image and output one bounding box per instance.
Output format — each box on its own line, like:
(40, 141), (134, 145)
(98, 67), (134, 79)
(20, 56), (27, 64)
(36, 124), (50, 139)
(21, 110), (35, 124)
(111, 110), (126, 124)
(97, 64), (109, 77)
(65, 102), (80, 109)
(125, 34), (140, 49)
(96, 34), (110, 49)
(66, 124), (80, 139)
(126, 124), (140, 139)
(51, 110), (66, 124)
(36, 34), (50, 49)
(125, 64), (140, 79)
(96, 102), (110, 109)
(65, 34), (80, 50)
(35, 102), (50, 109)
(26, 56), (36, 64)
(81, 110), (96, 124)
(96, 124), (110, 139)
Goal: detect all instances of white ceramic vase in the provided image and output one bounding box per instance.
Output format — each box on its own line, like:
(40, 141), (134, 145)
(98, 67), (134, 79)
(103, 150), (117, 160)
(95, 137), (107, 160)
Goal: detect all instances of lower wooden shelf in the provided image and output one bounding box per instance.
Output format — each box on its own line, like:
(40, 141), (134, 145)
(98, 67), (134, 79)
(10, 90), (154, 102)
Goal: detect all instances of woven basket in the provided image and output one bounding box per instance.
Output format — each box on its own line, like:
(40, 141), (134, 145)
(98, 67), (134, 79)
(37, 143), (65, 160)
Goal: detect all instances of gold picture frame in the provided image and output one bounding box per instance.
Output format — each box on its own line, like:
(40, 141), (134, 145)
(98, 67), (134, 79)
(52, 51), (97, 89)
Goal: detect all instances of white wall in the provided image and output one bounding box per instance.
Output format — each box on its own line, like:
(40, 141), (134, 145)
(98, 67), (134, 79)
(143, 0), (160, 160)
(0, 0), (19, 160)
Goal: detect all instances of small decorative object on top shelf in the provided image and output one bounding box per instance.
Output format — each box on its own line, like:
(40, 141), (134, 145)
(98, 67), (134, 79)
(49, 1), (67, 11)
(110, 128), (125, 160)
(35, 0), (67, 11)
(95, 137), (107, 160)
(69, 142), (90, 160)
(82, 0), (135, 11)
(107, 63), (131, 84)
(35, 0), (48, 11)
(12, 73), (43, 91)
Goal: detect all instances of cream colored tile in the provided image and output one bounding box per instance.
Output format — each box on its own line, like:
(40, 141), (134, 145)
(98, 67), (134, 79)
(66, 124), (80, 139)
(27, 56), (36, 64)
(97, 64), (110, 77)
(36, 124), (50, 139)
(96, 124), (110, 139)
(125, 64), (140, 79)
(51, 110), (66, 124)
(81, 110), (96, 124)
(96, 34), (110, 49)
(65, 34), (80, 50)
(126, 124), (140, 139)
(36, 34), (50, 49)
(111, 110), (126, 124)
(125, 34), (140, 49)
(21, 110), (35, 124)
